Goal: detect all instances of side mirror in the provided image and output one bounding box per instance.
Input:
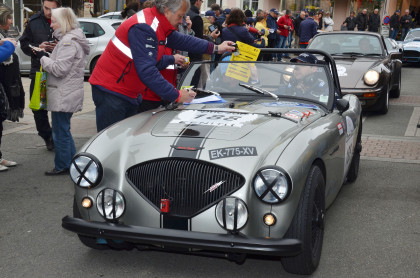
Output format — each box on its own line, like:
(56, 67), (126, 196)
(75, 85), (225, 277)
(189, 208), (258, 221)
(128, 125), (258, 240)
(336, 99), (349, 113)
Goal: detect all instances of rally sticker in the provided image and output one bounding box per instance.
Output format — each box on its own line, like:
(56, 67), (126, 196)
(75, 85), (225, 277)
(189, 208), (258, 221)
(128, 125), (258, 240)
(336, 65), (348, 77)
(337, 122), (344, 135)
(170, 110), (258, 127)
(284, 112), (300, 120)
(209, 146), (258, 160)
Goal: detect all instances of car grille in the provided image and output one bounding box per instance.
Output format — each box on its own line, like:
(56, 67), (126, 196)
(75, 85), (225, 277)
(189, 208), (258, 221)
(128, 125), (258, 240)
(126, 158), (245, 217)
(403, 50), (420, 57)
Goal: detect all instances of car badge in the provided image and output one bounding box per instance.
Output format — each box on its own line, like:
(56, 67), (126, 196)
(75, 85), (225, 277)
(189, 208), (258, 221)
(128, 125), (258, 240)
(203, 181), (225, 194)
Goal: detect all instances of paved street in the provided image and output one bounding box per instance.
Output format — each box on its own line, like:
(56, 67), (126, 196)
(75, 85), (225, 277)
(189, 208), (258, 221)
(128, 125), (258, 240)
(0, 66), (419, 277)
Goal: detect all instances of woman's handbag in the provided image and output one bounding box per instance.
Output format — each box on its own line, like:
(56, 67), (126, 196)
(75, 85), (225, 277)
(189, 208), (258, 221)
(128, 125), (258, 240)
(29, 66), (47, 111)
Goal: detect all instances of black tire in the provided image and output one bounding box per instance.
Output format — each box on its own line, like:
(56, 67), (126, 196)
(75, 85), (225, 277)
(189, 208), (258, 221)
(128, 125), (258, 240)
(377, 87), (389, 114)
(390, 71), (401, 98)
(346, 117), (363, 183)
(73, 198), (110, 250)
(89, 56), (99, 74)
(281, 165), (326, 275)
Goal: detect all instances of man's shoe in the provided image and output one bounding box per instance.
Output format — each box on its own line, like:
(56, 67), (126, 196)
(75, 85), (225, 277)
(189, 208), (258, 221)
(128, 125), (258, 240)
(0, 159), (17, 167)
(45, 137), (54, 151)
(45, 168), (69, 176)
(0, 164), (8, 171)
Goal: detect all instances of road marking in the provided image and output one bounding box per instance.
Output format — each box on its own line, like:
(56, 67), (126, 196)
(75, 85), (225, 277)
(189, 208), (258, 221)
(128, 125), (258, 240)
(404, 107), (420, 137)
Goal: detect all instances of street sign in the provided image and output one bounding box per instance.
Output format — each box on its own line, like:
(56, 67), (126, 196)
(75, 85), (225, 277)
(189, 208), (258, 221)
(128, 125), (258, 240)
(383, 16), (390, 25)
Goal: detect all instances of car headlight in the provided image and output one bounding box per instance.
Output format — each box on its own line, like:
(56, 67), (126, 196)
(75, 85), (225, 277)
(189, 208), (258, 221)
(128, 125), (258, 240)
(97, 189), (125, 221)
(70, 153), (102, 188)
(363, 70), (380, 86)
(215, 197), (248, 232)
(253, 167), (291, 204)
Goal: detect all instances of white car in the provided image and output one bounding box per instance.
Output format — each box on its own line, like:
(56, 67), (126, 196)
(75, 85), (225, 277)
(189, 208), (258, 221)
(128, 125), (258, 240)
(98, 11), (123, 20)
(16, 18), (122, 75)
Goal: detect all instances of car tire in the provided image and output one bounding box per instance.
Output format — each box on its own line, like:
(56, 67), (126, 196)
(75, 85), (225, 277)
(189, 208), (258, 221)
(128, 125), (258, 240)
(89, 56), (100, 74)
(73, 198), (110, 250)
(377, 87), (389, 114)
(346, 117), (362, 183)
(390, 71), (401, 98)
(281, 164), (325, 275)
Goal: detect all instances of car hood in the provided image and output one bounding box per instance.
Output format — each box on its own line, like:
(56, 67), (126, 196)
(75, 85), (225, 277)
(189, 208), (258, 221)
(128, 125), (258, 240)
(334, 57), (379, 88)
(86, 104), (323, 170)
(402, 40), (420, 50)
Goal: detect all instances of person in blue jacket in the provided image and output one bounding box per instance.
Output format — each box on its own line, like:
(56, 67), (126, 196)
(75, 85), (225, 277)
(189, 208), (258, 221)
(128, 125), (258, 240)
(0, 38), (15, 62)
(298, 11), (318, 48)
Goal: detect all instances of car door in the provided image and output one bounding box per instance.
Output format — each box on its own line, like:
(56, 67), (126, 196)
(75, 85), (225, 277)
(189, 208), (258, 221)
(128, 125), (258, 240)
(79, 21), (99, 68)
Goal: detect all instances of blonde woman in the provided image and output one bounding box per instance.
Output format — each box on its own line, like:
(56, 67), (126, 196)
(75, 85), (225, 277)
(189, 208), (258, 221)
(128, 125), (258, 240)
(33, 7), (89, 175)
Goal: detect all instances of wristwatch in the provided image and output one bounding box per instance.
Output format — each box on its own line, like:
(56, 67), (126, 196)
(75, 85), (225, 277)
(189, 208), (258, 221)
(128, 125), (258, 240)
(213, 44), (218, 54)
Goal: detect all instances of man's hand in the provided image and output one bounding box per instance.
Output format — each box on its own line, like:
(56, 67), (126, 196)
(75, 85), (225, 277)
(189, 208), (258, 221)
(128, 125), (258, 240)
(216, 41), (236, 54)
(178, 88), (196, 103)
(186, 16), (192, 31)
(210, 29), (220, 40)
(39, 41), (57, 52)
(173, 54), (187, 66)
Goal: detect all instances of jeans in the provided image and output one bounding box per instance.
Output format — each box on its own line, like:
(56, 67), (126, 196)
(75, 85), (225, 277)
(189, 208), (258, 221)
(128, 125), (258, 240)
(92, 85), (138, 132)
(401, 28), (409, 40)
(51, 112), (75, 171)
(30, 78), (52, 141)
(390, 29), (398, 40)
(278, 35), (289, 58)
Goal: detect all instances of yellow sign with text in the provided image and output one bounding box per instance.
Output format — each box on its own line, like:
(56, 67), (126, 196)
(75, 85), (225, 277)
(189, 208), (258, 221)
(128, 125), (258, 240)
(225, 42), (260, 82)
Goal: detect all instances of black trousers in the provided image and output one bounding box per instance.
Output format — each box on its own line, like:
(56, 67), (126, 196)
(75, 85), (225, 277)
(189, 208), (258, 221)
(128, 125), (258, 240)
(29, 78), (52, 140)
(0, 120), (3, 159)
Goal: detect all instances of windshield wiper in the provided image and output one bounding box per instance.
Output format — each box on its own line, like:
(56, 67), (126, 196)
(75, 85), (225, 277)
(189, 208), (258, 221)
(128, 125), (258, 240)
(193, 87), (220, 96)
(239, 83), (279, 101)
(364, 53), (382, 56)
(342, 52), (365, 56)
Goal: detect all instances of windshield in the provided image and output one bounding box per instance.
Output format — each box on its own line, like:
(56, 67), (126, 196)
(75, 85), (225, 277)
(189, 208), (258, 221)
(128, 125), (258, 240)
(309, 34), (383, 56)
(405, 30), (420, 41)
(179, 61), (333, 107)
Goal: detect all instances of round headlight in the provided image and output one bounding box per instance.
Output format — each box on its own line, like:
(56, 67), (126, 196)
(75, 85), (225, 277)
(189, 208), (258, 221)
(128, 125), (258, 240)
(363, 70), (380, 86)
(215, 197), (248, 232)
(70, 154), (102, 188)
(97, 189), (125, 221)
(253, 168), (291, 204)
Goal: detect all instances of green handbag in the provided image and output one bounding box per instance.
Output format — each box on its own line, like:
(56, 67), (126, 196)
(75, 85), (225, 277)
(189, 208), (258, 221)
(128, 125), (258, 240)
(29, 66), (48, 111)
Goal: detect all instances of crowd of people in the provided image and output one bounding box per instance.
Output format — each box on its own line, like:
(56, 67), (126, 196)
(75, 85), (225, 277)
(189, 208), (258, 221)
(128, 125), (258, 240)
(0, 0), (419, 175)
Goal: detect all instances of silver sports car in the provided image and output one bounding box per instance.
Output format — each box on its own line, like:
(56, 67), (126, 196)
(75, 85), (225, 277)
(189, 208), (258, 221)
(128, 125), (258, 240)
(62, 50), (362, 275)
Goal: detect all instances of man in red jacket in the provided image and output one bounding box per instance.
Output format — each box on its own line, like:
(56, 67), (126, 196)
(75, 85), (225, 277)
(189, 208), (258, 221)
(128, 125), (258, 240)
(89, 0), (235, 132)
(277, 10), (293, 59)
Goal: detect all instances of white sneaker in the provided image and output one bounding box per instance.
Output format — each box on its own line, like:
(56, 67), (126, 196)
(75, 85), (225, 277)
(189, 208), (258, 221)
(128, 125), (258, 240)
(0, 159), (17, 167)
(0, 164), (8, 171)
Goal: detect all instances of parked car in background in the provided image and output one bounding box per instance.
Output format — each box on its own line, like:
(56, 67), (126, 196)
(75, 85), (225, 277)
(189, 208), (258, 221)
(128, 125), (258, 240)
(15, 18), (122, 75)
(98, 11), (123, 19)
(401, 28), (420, 64)
(308, 32), (402, 114)
(62, 49), (363, 275)
(384, 37), (403, 55)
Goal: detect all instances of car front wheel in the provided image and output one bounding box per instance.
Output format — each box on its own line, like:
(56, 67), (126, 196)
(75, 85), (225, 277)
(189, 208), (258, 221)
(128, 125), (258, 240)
(281, 164), (325, 275)
(377, 86), (389, 114)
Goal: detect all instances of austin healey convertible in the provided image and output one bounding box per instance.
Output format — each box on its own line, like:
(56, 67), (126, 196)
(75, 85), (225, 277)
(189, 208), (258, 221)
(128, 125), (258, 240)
(62, 50), (362, 275)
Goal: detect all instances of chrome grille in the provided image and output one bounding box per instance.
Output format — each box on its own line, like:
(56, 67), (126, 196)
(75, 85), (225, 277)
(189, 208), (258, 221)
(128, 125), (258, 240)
(126, 158), (245, 217)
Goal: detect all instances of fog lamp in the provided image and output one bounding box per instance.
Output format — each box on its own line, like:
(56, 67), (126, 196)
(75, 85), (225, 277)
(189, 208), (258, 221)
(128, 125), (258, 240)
(81, 197), (92, 208)
(97, 189), (125, 221)
(263, 213), (276, 226)
(215, 197), (248, 232)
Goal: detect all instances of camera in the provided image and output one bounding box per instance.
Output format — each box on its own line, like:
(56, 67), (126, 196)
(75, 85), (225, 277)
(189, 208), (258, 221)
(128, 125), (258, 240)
(208, 25), (217, 33)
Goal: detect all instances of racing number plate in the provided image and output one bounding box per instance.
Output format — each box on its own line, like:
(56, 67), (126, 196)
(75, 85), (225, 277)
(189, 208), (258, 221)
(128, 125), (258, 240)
(209, 146), (258, 160)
